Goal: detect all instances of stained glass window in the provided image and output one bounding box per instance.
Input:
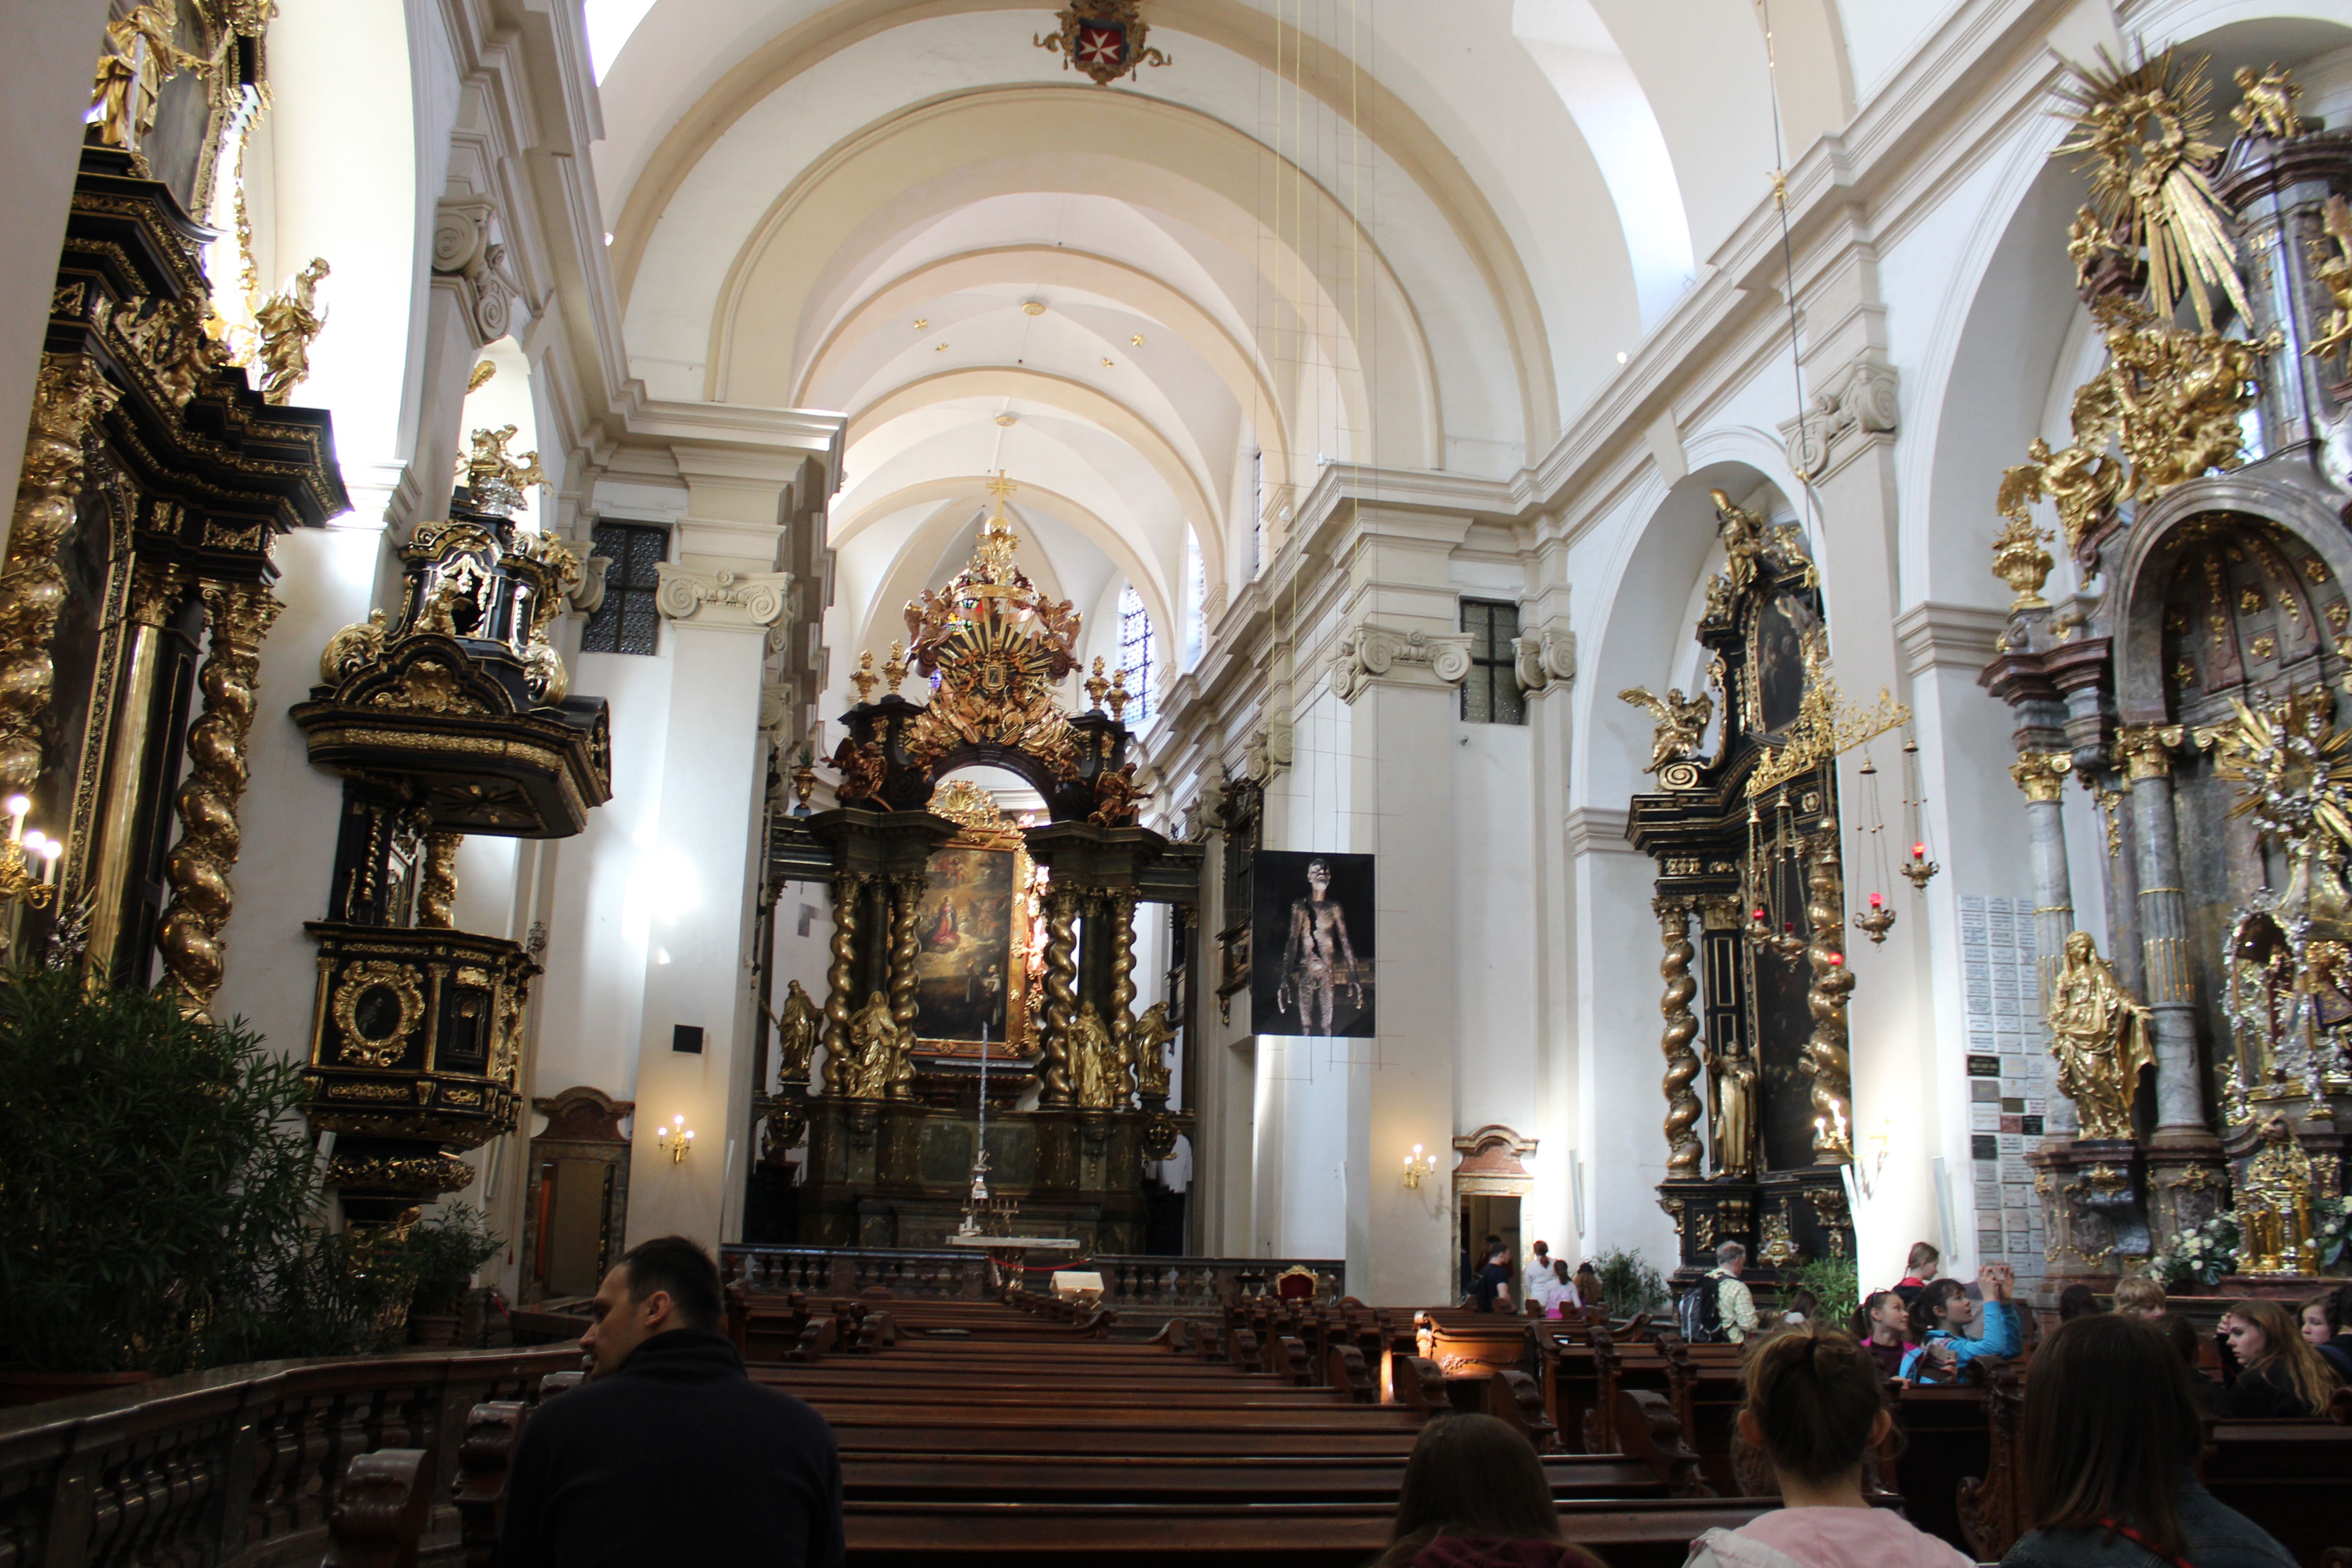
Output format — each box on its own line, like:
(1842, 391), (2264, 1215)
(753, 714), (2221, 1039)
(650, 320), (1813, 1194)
(1118, 583), (1155, 725)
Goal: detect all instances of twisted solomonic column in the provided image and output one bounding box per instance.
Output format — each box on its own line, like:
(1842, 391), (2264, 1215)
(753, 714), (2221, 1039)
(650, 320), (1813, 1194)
(887, 870), (925, 1040)
(820, 871), (867, 1096)
(416, 833), (461, 927)
(1040, 883), (1082, 1106)
(0, 356), (118, 799)
(1107, 891), (1137, 1101)
(1655, 897), (1704, 1179)
(1801, 834), (1856, 1162)
(156, 581), (283, 1017)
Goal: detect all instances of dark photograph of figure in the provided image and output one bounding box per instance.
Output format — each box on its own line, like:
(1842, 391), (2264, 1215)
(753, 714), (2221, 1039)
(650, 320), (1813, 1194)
(1250, 851), (1376, 1038)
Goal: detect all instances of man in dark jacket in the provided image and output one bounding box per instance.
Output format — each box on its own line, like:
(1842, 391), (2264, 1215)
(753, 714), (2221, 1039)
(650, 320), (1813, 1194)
(500, 1235), (843, 1568)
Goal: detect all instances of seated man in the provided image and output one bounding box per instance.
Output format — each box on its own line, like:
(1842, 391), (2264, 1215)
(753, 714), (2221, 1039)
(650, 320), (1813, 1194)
(1899, 1263), (2021, 1381)
(500, 1235), (844, 1568)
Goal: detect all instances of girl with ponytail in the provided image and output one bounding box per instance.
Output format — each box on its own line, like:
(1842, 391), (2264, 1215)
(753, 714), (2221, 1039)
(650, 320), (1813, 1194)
(1684, 1328), (1969, 1568)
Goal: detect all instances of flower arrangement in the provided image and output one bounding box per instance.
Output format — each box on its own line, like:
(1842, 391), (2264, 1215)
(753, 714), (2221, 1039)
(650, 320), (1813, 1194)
(2315, 1195), (2349, 1272)
(2146, 1212), (2243, 1288)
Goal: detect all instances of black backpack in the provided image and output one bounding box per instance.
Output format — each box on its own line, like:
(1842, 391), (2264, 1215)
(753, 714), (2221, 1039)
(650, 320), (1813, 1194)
(1677, 1273), (1726, 1343)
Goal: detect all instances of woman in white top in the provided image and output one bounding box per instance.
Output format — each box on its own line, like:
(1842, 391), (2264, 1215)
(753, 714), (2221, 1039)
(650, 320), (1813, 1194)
(1531, 1258), (1580, 1318)
(1523, 1242), (1554, 1304)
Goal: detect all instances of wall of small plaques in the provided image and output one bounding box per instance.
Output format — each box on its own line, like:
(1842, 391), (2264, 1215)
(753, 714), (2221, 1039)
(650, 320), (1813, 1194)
(1959, 894), (2051, 1277)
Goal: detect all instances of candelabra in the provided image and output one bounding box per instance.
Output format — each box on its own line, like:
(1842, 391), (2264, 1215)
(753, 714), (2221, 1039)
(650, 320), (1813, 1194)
(0, 794), (63, 909)
(1401, 1142), (1439, 1189)
(656, 1113), (694, 1163)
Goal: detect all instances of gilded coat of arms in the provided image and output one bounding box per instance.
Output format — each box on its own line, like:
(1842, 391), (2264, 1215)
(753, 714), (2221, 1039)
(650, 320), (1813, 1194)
(1035, 0), (1170, 88)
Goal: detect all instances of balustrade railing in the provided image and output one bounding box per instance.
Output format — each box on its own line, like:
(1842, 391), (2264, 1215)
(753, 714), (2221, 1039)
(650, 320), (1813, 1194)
(0, 1346), (577, 1567)
(719, 1245), (1344, 1309)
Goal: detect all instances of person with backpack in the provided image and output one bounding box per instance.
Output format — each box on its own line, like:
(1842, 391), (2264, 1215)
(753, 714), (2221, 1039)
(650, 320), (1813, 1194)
(1681, 1240), (1758, 1345)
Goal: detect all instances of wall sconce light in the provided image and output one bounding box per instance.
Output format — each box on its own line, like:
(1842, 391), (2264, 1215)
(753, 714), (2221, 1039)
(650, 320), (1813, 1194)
(0, 796), (61, 909)
(1401, 1143), (1438, 1189)
(656, 1114), (694, 1164)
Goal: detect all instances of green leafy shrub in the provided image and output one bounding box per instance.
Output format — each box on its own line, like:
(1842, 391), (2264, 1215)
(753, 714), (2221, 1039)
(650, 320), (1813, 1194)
(1590, 1246), (1670, 1316)
(1784, 1256), (1859, 1330)
(405, 1203), (502, 1315)
(0, 962), (421, 1373)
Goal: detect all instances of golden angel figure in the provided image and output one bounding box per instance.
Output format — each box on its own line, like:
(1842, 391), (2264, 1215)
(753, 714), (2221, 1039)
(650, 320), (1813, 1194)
(1618, 686), (1713, 774)
(2046, 931), (2155, 1140)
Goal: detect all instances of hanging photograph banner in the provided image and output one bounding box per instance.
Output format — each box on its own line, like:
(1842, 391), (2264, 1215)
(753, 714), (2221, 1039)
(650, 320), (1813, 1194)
(1250, 851), (1376, 1038)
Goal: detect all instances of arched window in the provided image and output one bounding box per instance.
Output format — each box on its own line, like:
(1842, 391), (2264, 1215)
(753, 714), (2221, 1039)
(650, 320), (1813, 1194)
(1117, 583), (1155, 725)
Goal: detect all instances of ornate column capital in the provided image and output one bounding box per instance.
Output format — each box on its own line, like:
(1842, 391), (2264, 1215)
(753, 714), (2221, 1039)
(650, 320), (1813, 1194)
(1779, 352), (1899, 481)
(654, 565), (792, 632)
(1328, 619), (1472, 704)
(2116, 723), (2185, 780)
(2009, 750), (2074, 802)
(1512, 616), (1577, 694)
(431, 195), (524, 345)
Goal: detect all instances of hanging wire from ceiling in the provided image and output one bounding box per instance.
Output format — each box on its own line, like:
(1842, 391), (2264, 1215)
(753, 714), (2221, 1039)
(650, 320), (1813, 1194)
(1756, 0), (1825, 546)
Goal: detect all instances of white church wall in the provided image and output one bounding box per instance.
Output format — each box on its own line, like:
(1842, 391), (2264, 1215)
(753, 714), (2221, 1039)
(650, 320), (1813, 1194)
(1451, 720), (1539, 1162)
(213, 526), (386, 1061)
(531, 647), (674, 1107)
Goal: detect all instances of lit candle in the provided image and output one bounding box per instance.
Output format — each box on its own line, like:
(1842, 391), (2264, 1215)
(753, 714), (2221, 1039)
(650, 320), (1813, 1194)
(4, 794), (25, 844)
(39, 839), (59, 884)
(1868, 892), (1884, 910)
(1911, 842), (1926, 861)
(1828, 952), (1845, 967)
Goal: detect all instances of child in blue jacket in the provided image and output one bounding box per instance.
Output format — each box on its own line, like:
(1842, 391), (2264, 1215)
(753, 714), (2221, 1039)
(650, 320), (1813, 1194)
(1898, 1263), (2022, 1380)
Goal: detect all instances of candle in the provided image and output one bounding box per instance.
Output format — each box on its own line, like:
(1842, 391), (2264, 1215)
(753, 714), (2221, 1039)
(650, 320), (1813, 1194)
(5, 794), (25, 844)
(1828, 952), (1845, 967)
(39, 838), (59, 883)
(1911, 843), (1926, 860)
(1868, 892), (1884, 909)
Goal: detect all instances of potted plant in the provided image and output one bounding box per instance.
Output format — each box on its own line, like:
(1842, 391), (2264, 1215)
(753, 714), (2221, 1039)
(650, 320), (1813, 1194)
(403, 1203), (502, 1347)
(0, 963), (328, 1396)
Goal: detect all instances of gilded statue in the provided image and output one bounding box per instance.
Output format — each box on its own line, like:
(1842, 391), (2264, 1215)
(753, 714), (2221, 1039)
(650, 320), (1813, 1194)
(1068, 1001), (1125, 1110)
(1703, 1035), (1758, 1179)
(2239, 1116), (2318, 1274)
(90, 0), (208, 155)
(255, 259), (330, 405)
(2046, 931), (2155, 1140)
(2308, 195), (2352, 372)
(767, 978), (823, 1093)
(2232, 63), (2305, 141)
(1131, 1000), (1175, 1099)
(845, 991), (913, 1100)
(1618, 686), (1712, 774)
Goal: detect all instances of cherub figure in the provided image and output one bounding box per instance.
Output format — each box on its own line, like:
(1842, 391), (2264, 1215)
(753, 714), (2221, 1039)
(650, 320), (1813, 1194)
(2232, 63), (2305, 141)
(1617, 686), (1713, 774)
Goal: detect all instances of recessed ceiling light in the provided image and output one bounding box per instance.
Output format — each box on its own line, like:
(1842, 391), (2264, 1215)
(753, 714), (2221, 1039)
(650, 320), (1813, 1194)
(1616, 351), (1629, 364)
(1022, 300), (1047, 316)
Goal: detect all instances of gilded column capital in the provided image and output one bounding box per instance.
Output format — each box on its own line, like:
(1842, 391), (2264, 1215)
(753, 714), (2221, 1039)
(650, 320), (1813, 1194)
(126, 560), (194, 628)
(2116, 723), (2185, 780)
(654, 565), (792, 632)
(2009, 750), (2073, 802)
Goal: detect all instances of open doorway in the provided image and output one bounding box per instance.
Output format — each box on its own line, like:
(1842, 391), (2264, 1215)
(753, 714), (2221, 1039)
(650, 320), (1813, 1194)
(1456, 1192), (1522, 1304)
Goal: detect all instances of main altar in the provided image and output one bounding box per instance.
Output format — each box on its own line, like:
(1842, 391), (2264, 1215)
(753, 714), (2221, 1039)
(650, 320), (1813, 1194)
(1981, 55), (2351, 1294)
(760, 494), (1200, 1250)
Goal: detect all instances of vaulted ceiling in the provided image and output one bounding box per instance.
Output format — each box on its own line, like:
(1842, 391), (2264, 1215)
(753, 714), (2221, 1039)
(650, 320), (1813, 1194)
(585, 0), (1871, 705)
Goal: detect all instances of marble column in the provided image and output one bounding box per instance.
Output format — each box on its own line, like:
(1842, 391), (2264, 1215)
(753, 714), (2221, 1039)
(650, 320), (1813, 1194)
(2116, 724), (2202, 1136)
(2012, 751), (2080, 1136)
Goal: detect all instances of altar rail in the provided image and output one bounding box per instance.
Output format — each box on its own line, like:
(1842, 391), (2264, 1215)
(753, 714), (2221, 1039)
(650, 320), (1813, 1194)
(0, 1345), (577, 1567)
(719, 1245), (1345, 1307)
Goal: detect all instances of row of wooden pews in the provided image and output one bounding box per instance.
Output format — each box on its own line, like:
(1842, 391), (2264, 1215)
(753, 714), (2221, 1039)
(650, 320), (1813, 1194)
(720, 1286), (1781, 1567)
